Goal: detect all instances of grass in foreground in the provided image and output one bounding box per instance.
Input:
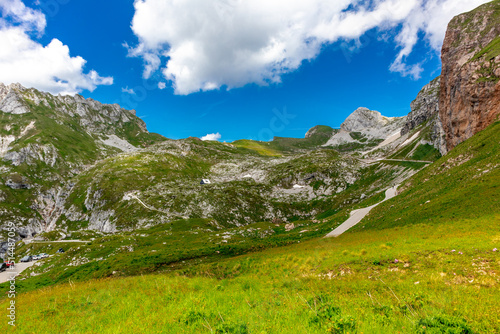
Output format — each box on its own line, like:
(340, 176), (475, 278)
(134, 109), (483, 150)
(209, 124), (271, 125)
(1, 214), (498, 333)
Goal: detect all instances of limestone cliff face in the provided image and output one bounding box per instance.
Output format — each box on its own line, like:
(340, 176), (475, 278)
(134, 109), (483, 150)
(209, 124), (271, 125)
(401, 77), (447, 155)
(402, 77), (440, 136)
(440, 0), (500, 152)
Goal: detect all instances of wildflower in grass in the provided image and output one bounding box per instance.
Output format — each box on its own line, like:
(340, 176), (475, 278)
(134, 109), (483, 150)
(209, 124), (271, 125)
(394, 259), (399, 263)
(458, 251), (463, 255)
(493, 248), (498, 252)
(451, 250), (456, 252)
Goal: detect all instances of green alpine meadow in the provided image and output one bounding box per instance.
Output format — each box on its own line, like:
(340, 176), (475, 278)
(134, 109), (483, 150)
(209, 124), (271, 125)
(0, 0), (499, 333)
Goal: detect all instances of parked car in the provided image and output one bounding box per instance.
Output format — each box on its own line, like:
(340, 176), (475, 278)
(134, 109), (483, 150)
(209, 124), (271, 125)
(0, 263), (7, 272)
(32, 255), (40, 260)
(39, 253), (49, 258)
(20, 255), (32, 262)
(56, 248), (65, 253)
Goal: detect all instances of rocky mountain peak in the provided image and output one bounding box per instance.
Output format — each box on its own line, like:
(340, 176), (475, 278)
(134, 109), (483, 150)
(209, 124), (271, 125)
(323, 107), (406, 149)
(0, 82), (31, 114)
(341, 107), (403, 133)
(0, 82), (145, 135)
(340, 107), (406, 138)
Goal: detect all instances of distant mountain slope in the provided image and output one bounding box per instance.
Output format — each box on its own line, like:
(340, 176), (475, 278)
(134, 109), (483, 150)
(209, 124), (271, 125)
(60, 138), (397, 232)
(232, 125), (336, 155)
(323, 107), (406, 152)
(358, 120), (499, 231)
(0, 82), (440, 256)
(0, 83), (166, 254)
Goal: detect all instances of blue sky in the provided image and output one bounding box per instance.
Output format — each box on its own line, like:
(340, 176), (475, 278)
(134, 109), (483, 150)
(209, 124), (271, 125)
(0, 0), (491, 142)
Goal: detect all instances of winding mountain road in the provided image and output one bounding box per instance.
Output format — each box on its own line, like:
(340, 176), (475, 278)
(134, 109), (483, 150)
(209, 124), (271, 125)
(0, 261), (36, 284)
(25, 240), (90, 244)
(363, 159), (433, 164)
(325, 185), (399, 238)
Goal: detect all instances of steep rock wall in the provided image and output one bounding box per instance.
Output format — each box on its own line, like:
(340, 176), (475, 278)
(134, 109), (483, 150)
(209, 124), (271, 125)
(440, 0), (500, 152)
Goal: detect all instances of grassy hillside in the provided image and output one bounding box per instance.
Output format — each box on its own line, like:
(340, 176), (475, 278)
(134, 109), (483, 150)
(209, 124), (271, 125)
(1, 208), (497, 333)
(0, 147), (412, 293)
(0, 90), (166, 232)
(60, 136), (415, 231)
(360, 120), (499, 231)
(1, 121), (498, 333)
(233, 125), (336, 155)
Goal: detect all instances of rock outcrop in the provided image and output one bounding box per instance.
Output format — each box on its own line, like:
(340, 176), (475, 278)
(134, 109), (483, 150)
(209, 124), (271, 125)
(401, 77), (447, 155)
(0, 83), (31, 114)
(440, 0), (500, 152)
(341, 107), (406, 138)
(0, 82), (145, 136)
(402, 77), (440, 136)
(324, 107), (406, 148)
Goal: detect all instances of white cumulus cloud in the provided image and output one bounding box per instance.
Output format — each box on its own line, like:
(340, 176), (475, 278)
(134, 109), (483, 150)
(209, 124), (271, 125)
(121, 86), (136, 94)
(0, 0), (46, 32)
(0, 0), (113, 95)
(129, 0), (490, 95)
(200, 133), (222, 141)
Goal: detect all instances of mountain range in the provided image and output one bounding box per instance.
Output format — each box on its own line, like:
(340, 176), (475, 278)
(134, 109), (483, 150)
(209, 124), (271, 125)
(0, 1), (499, 333)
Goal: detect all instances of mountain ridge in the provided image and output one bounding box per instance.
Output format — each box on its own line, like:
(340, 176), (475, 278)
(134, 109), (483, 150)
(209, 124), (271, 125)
(0, 81), (440, 251)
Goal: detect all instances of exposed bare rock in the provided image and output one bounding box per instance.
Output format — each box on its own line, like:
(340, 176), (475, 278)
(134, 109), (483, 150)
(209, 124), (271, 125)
(0, 135), (16, 157)
(432, 114), (447, 156)
(0, 83), (30, 114)
(34, 186), (72, 230)
(324, 108), (406, 148)
(401, 77), (447, 155)
(102, 135), (139, 152)
(87, 211), (117, 233)
(440, 1), (500, 152)
(5, 174), (31, 189)
(402, 77), (440, 136)
(17, 219), (44, 238)
(4, 143), (58, 167)
(341, 108), (406, 137)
